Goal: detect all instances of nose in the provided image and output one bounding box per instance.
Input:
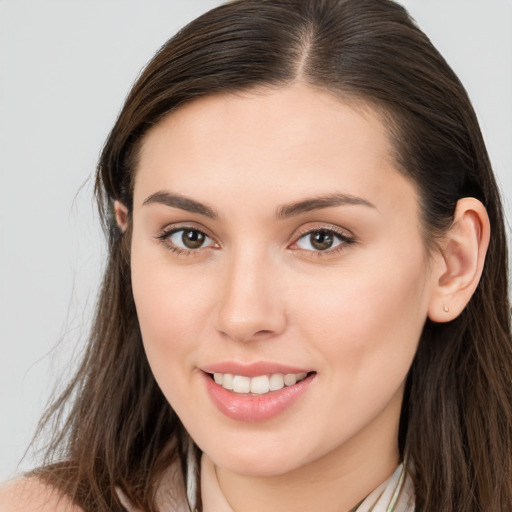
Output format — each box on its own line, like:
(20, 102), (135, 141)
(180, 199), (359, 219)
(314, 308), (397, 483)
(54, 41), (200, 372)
(214, 251), (287, 343)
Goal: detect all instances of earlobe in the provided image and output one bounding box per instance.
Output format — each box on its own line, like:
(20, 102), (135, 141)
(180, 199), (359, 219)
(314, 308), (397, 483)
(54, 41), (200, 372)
(114, 200), (129, 233)
(428, 197), (490, 323)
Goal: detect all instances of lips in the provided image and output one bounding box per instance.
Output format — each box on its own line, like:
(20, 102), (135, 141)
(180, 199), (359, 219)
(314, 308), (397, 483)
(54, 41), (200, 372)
(201, 362), (316, 422)
(202, 361), (313, 378)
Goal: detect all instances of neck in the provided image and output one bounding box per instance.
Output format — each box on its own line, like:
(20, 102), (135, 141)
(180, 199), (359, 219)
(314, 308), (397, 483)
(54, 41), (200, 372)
(213, 393), (402, 512)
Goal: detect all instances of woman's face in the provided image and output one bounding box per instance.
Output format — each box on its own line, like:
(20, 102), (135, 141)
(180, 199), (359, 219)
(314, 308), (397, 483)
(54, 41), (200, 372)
(130, 84), (437, 477)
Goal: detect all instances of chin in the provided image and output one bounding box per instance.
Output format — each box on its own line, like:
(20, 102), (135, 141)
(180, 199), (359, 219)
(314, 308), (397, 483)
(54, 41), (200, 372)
(210, 452), (301, 477)
(197, 430), (317, 477)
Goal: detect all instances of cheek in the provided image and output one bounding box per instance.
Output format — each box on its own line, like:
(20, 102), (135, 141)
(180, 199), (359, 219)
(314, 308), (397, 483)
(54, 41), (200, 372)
(130, 241), (215, 380)
(133, 270), (199, 342)
(284, 249), (430, 449)
(296, 244), (430, 378)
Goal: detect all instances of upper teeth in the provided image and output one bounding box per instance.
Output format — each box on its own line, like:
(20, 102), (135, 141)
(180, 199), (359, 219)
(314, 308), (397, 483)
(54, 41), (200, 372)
(213, 372), (308, 395)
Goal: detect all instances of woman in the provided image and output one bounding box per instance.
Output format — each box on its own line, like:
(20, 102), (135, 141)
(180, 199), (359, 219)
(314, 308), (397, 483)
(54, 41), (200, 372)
(1, 0), (511, 510)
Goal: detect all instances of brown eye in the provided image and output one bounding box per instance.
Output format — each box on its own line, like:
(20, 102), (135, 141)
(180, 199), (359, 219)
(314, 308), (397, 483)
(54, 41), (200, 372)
(310, 231), (334, 251)
(181, 229), (205, 249)
(166, 228), (215, 251)
(294, 229), (351, 253)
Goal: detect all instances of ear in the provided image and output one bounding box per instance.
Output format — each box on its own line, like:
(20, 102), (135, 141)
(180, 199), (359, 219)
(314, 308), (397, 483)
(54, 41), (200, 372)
(114, 200), (129, 233)
(428, 197), (490, 322)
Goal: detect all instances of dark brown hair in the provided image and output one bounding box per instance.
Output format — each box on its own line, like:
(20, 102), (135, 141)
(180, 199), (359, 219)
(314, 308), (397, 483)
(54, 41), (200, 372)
(33, 1), (512, 511)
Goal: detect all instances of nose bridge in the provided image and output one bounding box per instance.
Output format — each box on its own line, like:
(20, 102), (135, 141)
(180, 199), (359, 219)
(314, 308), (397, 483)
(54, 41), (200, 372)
(215, 242), (286, 342)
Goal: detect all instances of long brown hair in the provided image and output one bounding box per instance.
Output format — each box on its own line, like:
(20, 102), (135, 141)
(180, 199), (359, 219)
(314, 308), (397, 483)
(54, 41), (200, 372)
(33, 1), (512, 510)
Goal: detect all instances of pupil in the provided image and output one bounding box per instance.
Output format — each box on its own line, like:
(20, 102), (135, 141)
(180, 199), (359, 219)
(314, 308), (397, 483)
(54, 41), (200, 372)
(311, 231), (333, 251)
(182, 230), (205, 249)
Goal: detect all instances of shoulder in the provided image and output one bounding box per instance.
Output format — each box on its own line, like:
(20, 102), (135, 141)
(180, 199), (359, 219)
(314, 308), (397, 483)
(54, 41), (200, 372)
(0, 476), (83, 512)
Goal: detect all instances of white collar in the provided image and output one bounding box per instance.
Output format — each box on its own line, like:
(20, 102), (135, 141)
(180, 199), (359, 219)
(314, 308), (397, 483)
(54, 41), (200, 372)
(199, 454), (415, 512)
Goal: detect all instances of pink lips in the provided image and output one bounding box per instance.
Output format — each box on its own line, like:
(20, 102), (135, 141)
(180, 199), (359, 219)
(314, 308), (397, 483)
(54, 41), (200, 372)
(201, 362), (315, 422)
(202, 361), (312, 377)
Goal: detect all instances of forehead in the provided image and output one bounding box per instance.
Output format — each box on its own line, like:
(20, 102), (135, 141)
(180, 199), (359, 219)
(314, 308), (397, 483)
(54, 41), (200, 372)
(133, 83), (415, 215)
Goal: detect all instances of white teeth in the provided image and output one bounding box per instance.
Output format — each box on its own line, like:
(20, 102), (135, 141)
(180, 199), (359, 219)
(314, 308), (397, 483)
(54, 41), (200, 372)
(222, 373), (234, 390)
(250, 375), (270, 394)
(232, 375), (251, 393)
(212, 371), (309, 395)
(284, 373), (297, 386)
(269, 373), (284, 391)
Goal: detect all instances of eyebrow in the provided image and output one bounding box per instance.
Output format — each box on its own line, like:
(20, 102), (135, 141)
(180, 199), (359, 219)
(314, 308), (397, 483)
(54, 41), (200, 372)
(142, 190), (375, 219)
(275, 193), (376, 219)
(142, 191), (218, 218)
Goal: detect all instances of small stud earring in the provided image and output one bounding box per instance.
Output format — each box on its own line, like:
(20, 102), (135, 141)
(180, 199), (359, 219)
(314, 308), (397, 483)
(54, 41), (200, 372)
(443, 305), (450, 313)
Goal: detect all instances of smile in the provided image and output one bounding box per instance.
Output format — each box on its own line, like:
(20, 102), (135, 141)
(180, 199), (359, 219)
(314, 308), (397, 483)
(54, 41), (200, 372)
(212, 372), (309, 395)
(202, 369), (316, 422)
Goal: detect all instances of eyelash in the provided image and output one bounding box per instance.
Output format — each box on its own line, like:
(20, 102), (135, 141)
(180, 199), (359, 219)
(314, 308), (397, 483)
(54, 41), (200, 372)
(156, 226), (218, 256)
(156, 225), (355, 257)
(291, 226), (356, 256)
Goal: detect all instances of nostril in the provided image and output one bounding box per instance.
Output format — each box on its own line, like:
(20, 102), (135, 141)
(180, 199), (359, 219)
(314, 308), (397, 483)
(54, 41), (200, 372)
(254, 329), (274, 337)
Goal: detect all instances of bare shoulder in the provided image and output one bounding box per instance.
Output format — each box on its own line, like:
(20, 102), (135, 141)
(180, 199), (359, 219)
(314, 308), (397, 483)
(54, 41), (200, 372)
(0, 476), (83, 512)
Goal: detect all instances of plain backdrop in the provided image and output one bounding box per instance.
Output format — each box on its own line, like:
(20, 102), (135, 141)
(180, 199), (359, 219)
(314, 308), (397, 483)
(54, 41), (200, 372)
(1, 0), (511, 482)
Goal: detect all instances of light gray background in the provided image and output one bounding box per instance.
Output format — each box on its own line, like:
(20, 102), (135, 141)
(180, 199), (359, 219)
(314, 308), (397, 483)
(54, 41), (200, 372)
(1, 1), (511, 482)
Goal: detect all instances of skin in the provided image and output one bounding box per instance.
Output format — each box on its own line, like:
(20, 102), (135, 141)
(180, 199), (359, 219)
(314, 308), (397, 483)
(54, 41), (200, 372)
(128, 83), (438, 512)
(0, 85), (490, 512)
(0, 479), (81, 512)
